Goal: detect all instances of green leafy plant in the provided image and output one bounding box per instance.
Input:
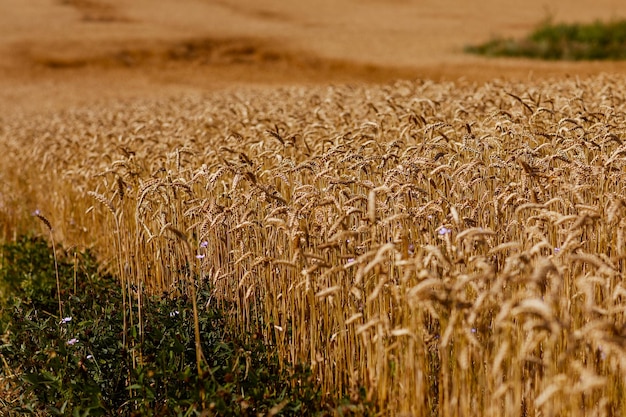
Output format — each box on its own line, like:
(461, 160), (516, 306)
(0, 237), (366, 416)
(466, 18), (626, 60)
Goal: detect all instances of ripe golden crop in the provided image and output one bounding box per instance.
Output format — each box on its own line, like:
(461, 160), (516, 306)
(3, 75), (626, 415)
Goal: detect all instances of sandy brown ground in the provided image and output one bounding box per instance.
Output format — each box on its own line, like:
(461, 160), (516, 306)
(3, 0), (626, 115)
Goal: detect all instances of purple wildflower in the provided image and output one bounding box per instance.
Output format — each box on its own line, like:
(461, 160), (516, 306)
(438, 227), (452, 235)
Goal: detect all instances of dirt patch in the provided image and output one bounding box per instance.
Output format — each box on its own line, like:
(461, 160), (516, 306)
(212, 0), (292, 23)
(58, 0), (129, 22)
(23, 36), (418, 82)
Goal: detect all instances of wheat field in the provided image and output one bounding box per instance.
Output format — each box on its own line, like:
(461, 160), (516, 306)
(3, 75), (626, 415)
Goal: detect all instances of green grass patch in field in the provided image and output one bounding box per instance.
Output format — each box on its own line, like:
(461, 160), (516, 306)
(0, 237), (366, 416)
(466, 18), (626, 60)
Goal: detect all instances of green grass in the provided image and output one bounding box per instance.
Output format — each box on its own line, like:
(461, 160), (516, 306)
(0, 236), (367, 416)
(466, 19), (626, 60)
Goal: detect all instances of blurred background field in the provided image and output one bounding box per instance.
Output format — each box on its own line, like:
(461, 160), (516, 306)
(2, 0), (626, 113)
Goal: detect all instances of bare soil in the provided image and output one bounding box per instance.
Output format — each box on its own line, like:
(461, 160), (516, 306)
(3, 0), (626, 114)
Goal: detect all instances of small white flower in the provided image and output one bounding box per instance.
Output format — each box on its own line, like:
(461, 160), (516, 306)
(554, 247), (561, 254)
(86, 354), (94, 360)
(67, 338), (79, 346)
(60, 317), (72, 324)
(200, 241), (208, 248)
(169, 311), (180, 317)
(196, 254), (205, 259)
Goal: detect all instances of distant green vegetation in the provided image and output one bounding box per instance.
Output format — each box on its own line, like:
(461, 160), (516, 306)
(466, 19), (626, 60)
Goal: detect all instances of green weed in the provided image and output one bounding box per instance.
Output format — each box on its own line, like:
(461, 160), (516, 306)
(466, 18), (626, 60)
(0, 237), (364, 416)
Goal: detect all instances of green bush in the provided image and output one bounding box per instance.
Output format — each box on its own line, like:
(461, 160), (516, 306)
(466, 19), (626, 60)
(0, 237), (366, 416)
